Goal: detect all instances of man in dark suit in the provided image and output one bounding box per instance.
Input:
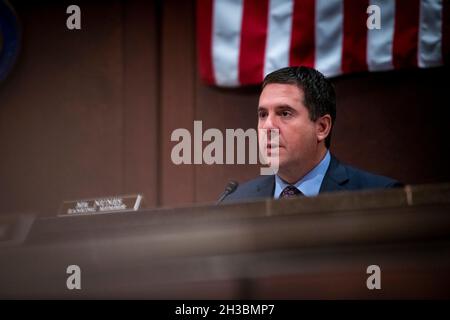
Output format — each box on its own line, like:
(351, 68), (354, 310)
(222, 66), (401, 204)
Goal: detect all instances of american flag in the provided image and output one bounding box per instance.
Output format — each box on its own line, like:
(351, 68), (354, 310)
(197, 0), (450, 87)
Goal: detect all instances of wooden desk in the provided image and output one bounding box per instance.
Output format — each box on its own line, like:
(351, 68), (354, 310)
(1, 184), (450, 298)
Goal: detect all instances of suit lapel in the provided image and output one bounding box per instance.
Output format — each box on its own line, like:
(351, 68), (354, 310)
(319, 155), (349, 193)
(255, 175), (275, 198)
(250, 155), (347, 197)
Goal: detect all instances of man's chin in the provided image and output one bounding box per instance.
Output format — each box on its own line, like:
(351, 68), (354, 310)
(261, 156), (287, 175)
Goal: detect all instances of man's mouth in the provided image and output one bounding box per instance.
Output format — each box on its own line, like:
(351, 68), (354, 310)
(266, 143), (282, 149)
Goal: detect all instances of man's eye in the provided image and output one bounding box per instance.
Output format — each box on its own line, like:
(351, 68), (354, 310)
(281, 110), (292, 117)
(258, 111), (267, 118)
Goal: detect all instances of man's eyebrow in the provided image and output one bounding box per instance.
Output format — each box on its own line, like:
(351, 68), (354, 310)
(275, 104), (296, 111)
(257, 105), (297, 113)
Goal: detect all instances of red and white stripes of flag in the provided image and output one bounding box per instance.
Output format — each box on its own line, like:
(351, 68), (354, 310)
(197, 0), (450, 87)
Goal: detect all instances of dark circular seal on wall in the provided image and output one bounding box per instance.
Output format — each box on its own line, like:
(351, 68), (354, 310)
(0, 0), (21, 83)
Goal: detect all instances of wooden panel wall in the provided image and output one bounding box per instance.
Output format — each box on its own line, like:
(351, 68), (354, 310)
(0, 0), (449, 215)
(0, 0), (159, 215)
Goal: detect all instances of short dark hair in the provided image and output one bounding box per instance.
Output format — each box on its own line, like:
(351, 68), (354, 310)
(262, 66), (336, 149)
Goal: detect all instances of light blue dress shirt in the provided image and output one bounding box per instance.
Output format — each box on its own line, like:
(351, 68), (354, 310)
(274, 150), (331, 198)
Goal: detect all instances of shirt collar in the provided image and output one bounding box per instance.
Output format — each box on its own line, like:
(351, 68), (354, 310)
(274, 150), (331, 198)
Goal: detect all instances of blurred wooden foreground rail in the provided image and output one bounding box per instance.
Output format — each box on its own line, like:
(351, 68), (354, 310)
(1, 183), (450, 299)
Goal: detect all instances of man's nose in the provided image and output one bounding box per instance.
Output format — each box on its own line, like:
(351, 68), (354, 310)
(262, 113), (278, 130)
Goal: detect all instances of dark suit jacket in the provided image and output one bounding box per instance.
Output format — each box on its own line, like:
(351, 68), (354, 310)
(222, 155), (402, 204)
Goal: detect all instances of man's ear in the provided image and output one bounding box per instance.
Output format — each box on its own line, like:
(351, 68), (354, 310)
(315, 115), (332, 143)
